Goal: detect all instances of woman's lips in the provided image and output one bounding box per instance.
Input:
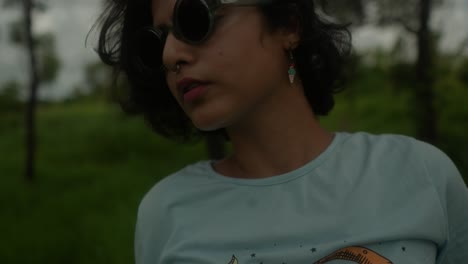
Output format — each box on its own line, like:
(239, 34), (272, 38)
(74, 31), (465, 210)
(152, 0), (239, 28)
(183, 84), (208, 103)
(176, 77), (210, 103)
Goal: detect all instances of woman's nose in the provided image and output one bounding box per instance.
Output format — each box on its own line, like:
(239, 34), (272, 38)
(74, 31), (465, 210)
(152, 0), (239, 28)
(162, 33), (196, 73)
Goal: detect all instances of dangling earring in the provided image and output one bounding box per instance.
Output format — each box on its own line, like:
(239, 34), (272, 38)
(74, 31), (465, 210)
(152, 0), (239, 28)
(288, 49), (296, 84)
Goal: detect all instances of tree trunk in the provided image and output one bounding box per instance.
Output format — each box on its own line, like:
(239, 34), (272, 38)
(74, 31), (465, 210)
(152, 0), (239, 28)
(415, 0), (437, 144)
(23, 0), (39, 182)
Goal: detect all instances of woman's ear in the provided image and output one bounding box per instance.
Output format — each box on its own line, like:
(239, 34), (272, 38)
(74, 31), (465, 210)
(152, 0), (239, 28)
(279, 25), (300, 50)
(283, 31), (300, 50)
(280, 8), (301, 49)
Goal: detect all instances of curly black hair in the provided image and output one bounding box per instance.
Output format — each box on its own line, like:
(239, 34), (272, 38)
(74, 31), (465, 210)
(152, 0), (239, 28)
(93, 0), (351, 142)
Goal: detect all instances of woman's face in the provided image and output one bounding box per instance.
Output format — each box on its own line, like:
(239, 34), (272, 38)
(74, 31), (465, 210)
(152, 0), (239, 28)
(152, 0), (296, 131)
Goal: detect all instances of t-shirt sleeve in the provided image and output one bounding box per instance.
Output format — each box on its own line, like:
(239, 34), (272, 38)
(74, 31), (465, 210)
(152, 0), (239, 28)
(134, 182), (174, 264)
(417, 141), (468, 264)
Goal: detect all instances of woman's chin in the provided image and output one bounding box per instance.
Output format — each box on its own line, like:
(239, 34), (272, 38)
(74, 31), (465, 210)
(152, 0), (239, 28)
(192, 120), (226, 132)
(190, 113), (229, 132)
(186, 102), (235, 132)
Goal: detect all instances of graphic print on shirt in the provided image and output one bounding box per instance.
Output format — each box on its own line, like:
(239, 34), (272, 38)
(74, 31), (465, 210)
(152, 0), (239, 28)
(228, 255), (238, 264)
(314, 246), (393, 264)
(227, 246), (392, 264)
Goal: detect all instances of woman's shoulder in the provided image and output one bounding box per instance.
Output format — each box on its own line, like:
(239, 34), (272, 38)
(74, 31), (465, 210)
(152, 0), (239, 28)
(339, 131), (420, 147)
(336, 131), (461, 185)
(338, 131), (445, 158)
(137, 160), (214, 213)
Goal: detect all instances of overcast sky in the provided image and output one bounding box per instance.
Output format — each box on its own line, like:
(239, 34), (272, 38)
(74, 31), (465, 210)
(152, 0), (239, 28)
(0, 0), (101, 99)
(0, 0), (467, 100)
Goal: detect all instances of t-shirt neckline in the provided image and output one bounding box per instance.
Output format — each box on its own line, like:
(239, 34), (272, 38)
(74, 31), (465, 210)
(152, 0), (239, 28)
(201, 132), (346, 186)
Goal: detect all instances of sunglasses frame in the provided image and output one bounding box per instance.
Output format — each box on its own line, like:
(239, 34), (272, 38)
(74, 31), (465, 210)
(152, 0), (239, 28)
(133, 0), (272, 73)
(172, 0), (272, 45)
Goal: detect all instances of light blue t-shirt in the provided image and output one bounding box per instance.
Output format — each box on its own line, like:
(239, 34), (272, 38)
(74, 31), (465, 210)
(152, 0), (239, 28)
(135, 132), (468, 264)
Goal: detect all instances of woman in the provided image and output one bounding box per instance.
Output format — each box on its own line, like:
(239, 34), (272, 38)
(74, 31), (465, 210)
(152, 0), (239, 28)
(94, 0), (468, 263)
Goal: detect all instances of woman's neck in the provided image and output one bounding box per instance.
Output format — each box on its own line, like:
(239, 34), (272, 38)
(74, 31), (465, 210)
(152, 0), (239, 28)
(213, 86), (334, 179)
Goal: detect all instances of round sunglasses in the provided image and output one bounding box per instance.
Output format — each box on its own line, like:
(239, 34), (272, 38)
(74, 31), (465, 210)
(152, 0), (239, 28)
(133, 0), (272, 73)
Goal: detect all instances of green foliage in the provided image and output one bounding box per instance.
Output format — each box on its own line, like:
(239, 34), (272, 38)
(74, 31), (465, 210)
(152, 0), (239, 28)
(3, 0), (47, 11)
(0, 102), (207, 264)
(7, 20), (24, 44)
(83, 61), (114, 101)
(323, 56), (468, 183)
(77, 61), (132, 105)
(458, 58), (468, 84)
(388, 62), (415, 89)
(323, 0), (443, 31)
(5, 1), (61, 87)
(433, 74), (468, 173)
(0, 80), (22, 113)
(2, 0), (19, 8)
(323, 63), (415, 136)
(36, 33), (61, 83)
(9, 32), (62, 84)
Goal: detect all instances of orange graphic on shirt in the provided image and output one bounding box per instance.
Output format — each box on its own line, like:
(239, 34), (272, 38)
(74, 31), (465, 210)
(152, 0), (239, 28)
(227, 246), (392, 264)
(314, 246), (393, 264)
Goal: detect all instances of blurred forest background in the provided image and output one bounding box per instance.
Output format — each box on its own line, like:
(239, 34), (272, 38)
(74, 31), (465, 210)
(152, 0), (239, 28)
(1, 0), (467, 263)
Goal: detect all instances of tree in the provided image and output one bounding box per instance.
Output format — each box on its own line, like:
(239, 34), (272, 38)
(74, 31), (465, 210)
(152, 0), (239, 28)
(3, 0), (60, 182)
(322, 0), (442, 144)
(414, 0), (438, 144)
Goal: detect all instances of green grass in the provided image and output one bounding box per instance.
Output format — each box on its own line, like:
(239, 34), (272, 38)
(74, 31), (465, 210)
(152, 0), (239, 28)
(0, 102), (207, 264)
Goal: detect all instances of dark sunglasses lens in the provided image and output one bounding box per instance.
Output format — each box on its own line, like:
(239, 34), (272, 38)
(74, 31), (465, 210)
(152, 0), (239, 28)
(135, 28), (165, 70)
(175, 0), (211, 42)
